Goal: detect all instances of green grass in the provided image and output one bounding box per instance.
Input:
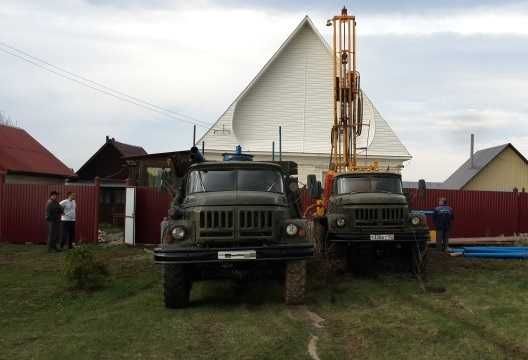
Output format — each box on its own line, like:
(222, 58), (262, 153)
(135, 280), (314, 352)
(1, 244), (528, 360)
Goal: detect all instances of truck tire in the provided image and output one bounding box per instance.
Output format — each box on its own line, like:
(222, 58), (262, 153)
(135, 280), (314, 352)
(326, 242), (347, 274)
(162, 264), (191, 309)
(284, 260), (306, 305)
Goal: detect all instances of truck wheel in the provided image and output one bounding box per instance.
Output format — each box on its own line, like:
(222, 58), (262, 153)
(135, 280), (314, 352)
(284, 260), (306, 305)
(162, 264), (191, 309)
(327, 242), (347, 274)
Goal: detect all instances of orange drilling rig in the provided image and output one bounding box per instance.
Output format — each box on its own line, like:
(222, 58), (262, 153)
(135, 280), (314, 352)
(305, 7), (430, 273)
(306, 6), (378, 218)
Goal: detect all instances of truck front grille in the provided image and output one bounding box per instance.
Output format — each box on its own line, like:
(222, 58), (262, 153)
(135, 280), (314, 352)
(381, 208), (405, 225)
(197, 209), (275, 240)
(239, 210), (273, 237)
(353, 207), (406, 226)
(199, 210), (234, 237)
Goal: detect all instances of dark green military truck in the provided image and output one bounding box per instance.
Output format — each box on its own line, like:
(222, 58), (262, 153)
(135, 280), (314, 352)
(154, 160), (313, 308)
(324, 172), (429, 273)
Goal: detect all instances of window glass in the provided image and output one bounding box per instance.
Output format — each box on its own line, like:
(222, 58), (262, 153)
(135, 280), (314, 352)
(147, 167), (169, 188)
(187, 170), (235, 193)
(186, 169), (284, 193)
(335, 176), (402, 194)
(238, 170), (284, 193)
(336, 177), (370, 194)
(371, 177), (403, 194)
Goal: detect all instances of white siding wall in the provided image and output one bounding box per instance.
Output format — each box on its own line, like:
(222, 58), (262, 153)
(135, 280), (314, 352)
(233, 22), (333, 153)
(200, 103), (237, 151)
(199, 16), (411, 170)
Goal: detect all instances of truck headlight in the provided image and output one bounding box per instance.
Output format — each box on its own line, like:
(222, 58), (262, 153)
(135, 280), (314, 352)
(286, 223), (298, 236)
(411, 216), (421, 225)
(336, 218), (346, 227)
(171, 226), (186, 240)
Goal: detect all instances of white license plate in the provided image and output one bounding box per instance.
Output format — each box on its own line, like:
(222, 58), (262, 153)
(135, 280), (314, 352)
(218, 250), (256, 260)
(370, 234), (395, 241)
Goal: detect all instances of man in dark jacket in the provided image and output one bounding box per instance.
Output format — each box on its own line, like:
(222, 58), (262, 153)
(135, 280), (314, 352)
(433, 198), (454, 252)
(46, 191), (63, 252)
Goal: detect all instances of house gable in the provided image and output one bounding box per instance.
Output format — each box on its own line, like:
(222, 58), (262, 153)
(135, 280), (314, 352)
(76, 138), (146, 180)
(198, 16), (410, 160)
(463, 145), (528, 191)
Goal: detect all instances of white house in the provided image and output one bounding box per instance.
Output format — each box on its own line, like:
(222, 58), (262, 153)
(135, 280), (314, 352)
(199, 16), (411, 183)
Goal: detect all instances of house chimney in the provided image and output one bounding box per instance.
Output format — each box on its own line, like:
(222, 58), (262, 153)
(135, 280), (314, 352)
(106, 135), (110, 143)
(470, 134), (475, 168)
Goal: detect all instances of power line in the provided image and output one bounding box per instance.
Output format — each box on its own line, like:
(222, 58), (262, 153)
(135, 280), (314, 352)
(0, 42), (212, 129)
(0, 41), (210, 127)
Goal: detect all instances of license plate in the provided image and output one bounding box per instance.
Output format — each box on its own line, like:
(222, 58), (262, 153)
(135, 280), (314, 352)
(218, 250), (256, 260)
(370, 234), (394, 241)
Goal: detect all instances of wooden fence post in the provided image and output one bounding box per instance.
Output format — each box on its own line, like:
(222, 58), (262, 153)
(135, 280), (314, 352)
(93, 177), (101, 243)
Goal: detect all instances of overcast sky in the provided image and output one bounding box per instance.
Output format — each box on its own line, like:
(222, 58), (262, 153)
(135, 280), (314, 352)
(2, 0), (527, 181)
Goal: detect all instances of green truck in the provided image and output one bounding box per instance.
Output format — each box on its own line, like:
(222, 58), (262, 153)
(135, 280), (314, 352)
(324, 172), (429, 273)
(154, 158), (313, 308)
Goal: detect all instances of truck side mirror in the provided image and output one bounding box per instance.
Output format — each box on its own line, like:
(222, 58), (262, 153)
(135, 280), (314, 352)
(403, 189), (411, 202)
(288, 177), (299, 193)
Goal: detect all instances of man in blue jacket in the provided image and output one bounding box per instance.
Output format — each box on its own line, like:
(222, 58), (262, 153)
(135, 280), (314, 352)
(433, 198), (454, 252)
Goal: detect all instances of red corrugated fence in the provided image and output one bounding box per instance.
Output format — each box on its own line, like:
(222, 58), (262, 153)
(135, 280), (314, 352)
(0, 182), (99, 244)
(2, 181), (524, 245)
(407, 189), (528, 238)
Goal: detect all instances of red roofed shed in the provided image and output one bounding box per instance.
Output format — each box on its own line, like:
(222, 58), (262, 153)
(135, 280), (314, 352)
(0, 124), (75, 184)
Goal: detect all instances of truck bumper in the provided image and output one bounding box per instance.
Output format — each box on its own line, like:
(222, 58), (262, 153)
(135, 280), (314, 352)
(328, 230), (429, 244)
(154, 243), (313, 264)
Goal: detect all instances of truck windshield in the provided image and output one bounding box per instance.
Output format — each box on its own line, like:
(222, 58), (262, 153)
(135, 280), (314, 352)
(187, 169), (284, 193)
(335, 176), (403, 194)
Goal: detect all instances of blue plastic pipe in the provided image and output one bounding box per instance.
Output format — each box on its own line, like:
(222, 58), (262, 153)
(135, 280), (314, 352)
(463, 252), (528, 259)
(462, 246), (528, 253)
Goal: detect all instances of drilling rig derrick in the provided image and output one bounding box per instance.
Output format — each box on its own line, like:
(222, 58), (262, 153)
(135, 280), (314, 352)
(328, 7), (371, 174)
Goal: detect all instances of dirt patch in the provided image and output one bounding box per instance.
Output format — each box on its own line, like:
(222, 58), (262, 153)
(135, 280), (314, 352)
(308, 335), (320, 360)
(287, 306), (326, 329)
(345, 334), (366, 360)
(288, 306), (326, 359)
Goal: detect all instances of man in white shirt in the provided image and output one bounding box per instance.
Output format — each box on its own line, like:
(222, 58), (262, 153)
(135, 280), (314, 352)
(60, 192), (76, 249)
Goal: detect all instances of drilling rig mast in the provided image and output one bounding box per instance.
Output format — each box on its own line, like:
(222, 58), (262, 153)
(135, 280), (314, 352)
(328, 7), (367, 173)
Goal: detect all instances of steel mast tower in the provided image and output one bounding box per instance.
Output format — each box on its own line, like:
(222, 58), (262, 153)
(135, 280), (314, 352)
(328, 7), (363, 173)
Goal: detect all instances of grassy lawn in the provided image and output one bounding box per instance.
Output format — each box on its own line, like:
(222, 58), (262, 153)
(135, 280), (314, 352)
(1, 244), (528, 360)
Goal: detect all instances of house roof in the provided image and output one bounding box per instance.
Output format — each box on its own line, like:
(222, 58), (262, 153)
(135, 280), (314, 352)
(112, 141), (147, 158)
(443, 143), (527, 189)
(0, 124), (75, 177)
(198, 16), (411, 160)
(123, 150), (190, 161)
(76, 137), (147, 174)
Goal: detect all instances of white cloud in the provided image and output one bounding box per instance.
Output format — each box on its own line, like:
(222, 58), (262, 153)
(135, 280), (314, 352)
(428, 109), (524, 130)
(358, 6), (528, 36)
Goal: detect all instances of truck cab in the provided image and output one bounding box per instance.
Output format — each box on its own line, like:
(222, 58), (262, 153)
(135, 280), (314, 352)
(154, 160), (313, 308)
(325, 172), (429, 272)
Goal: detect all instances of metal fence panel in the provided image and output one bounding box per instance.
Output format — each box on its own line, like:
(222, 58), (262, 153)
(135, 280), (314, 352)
(134, 187), (171, 244)
(408, 189), (524, 238)
(0, 183), (99, 244)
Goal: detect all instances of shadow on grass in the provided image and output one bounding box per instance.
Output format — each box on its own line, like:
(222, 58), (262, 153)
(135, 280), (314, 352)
(188, 279), (285, 309)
